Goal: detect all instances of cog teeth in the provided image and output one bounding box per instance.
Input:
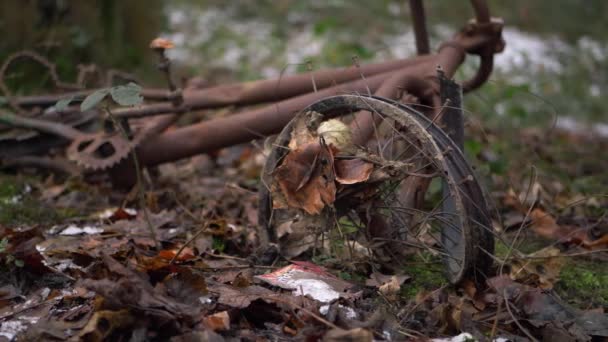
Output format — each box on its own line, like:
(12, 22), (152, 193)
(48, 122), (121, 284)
(66, 121), (154, 171)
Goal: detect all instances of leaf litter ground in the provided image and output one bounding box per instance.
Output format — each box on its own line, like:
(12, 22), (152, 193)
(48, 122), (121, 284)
(1, 125), (608, 341)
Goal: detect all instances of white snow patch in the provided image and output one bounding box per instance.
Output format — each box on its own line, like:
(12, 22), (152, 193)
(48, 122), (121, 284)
(432, 333), (474, 342)
(556, 116), (608, 139)
(199, 296), (213, 304)
(319, 304), (357, 319)
(285, 29), (325, 64)
(0, 316), (39, 341)
(60, 224), (103, 236)
(494, 28), (567, 74)
(0, 320), (26, 340)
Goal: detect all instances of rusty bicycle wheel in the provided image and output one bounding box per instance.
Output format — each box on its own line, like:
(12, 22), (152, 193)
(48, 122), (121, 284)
(259, 95), (494, 284)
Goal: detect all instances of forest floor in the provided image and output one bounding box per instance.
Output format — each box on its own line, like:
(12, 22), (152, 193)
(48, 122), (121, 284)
(1, 115), (607, 341)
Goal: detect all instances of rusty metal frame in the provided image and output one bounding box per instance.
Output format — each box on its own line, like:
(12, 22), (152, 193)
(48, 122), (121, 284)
(0, 0), (504, 182)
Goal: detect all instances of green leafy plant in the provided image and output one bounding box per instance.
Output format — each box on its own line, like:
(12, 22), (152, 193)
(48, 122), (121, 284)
(53, 83), (156, 249)
(54, 82), (143, 111)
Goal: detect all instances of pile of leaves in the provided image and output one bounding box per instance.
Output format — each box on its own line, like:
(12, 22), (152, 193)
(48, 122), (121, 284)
(1, 121), (608, 341)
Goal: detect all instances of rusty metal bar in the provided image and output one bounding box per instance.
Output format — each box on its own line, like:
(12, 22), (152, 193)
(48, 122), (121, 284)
(409, 0), (431, 55)
(135, 36), (474, 168)
(470, 0), (490, 23)
(14, 56), (432, 109)
(135, 59), (439, 167)
(350, 73), (436, 146)
(348, 43), (466, 146)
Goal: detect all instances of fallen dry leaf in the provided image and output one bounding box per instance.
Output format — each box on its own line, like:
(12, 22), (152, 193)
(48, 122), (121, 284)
(203, 311), (230, 332)
(158, 247), (196, 261)
(255, 262), (353, 303)
(334, 158), (374, 185)
(163, 268), (208, 304)
(508, 246), (565, 289)
(274, 141), (337, 215)
(78, 309), (134, 341)
(316, 119), (352, 150)
(530, 208), (605, 248)
(378, 275), (402, 301)
(107, 207), (137, 221)
(365, 272), (409, 288)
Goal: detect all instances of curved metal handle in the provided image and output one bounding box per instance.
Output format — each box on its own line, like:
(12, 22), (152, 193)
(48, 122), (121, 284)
(463, 0), (495, 92)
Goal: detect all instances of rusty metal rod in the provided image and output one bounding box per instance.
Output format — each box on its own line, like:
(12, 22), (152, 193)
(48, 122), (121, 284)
(136, 40), (471, 167)
(409, 0), (431, 55)
(110, 67), (413, 119)
(135, 60), (437, 167)
(14, 56), (432, 108)
(108, 58), (434, 119)
(350, 74), (437, 146)
(350, 38), (468, 145)
(470, 0), (490, 23)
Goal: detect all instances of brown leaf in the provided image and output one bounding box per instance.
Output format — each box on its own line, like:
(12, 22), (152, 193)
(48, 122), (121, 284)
(163, 268), (208, 304)
(334, 158), (374, 185)
(108, 207), (137, 221)
(530, 209), (598, 248)
(78, 309), (134, 341)
(365, 272), (409, 288)
(323, 328), (373, 342)
(209, 283), (282, 309)
(203, 311), (230, 332)
(378, 276), (402, 301)
(158, 247), (196, 261)
(80, 254), (200, 322)
(508, 246), (565, 289)
(274, 142), (336, 215)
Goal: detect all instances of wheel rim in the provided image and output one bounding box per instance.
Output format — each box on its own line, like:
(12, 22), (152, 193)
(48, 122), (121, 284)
(260, 95), (493, 283)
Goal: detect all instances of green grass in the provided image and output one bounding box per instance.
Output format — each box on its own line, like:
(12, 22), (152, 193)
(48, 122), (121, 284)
(555, 259), (608, 309)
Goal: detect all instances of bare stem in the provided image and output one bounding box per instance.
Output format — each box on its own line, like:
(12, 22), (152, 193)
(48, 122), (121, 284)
(104, 106), (159, 249)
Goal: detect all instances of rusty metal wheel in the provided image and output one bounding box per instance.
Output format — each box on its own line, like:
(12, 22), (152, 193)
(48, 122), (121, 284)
(259, 95), (494, 284)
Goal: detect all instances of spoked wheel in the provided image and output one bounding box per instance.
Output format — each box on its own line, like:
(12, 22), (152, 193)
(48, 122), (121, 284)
(259, 95), (494, 284)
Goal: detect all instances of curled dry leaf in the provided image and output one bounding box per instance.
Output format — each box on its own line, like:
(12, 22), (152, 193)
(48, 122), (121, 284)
(335, 158), (374, 185)
(273, 141), (336, 215)
(316, 119), (352, 150)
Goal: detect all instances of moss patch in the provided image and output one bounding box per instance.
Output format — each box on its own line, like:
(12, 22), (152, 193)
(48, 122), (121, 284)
(401, 256), (448, 299)
(555, 259), (608, 309)
(0, 174), (76, 226)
